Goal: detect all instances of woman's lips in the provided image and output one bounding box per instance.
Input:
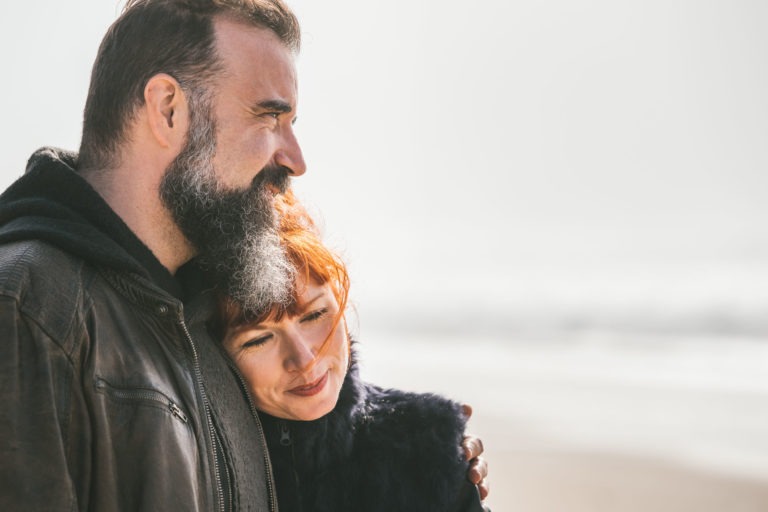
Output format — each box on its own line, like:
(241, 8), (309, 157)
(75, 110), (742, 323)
(287, 371), (329, 397)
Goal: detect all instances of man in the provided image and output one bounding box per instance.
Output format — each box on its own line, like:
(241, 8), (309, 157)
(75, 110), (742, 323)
(0, 0), (487, 510)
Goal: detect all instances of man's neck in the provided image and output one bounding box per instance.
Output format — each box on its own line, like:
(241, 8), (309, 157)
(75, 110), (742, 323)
(82, 163), (194, 275)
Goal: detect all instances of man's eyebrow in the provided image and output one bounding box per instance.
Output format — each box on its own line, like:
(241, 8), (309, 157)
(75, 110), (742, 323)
(254, 99), (293, 113)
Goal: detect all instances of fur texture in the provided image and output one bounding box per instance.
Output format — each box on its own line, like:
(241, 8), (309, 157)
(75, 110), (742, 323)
(260, 353), (483, 512)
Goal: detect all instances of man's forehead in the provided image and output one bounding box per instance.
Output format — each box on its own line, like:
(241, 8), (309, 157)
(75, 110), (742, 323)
(213, 16), (293, 62)
(212, 16), (298, 94)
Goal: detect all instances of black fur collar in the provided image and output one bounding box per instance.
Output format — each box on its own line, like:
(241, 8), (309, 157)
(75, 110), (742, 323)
(259, 349), (480, 512)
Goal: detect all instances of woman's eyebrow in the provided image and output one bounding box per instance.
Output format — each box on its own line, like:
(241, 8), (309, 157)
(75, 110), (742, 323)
(296, 291), (325, 309)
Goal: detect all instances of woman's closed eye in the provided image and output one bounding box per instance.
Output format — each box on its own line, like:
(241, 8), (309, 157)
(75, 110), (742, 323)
(301, 307), (328, 324)
(242, 333), (273, 349)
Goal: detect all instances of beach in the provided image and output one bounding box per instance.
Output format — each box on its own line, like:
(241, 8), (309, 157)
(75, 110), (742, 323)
(485, 443), (768, 512)
(357, 330), (768, 511)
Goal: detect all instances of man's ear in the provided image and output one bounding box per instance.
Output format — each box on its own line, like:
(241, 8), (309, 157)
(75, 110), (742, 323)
(144, 73), (189, 150)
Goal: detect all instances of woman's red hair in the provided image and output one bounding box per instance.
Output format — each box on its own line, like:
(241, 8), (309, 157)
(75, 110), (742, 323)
(219, 189), (350, 334)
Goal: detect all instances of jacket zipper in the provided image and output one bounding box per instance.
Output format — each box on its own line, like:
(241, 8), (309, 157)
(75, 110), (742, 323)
(279, 422), (292, 446)
(224, 355), (278, 512)
(98, 271), (230, 510)
(177, 313), (228, 512)
(279, 421), (302, 512)
(94, 378), (188, 424)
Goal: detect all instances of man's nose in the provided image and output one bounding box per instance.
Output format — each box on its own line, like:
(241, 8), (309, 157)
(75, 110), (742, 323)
(275, 128), (306, 177)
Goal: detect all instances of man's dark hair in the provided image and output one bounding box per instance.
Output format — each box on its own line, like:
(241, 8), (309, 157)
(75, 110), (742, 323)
(78, 0), (300, 172)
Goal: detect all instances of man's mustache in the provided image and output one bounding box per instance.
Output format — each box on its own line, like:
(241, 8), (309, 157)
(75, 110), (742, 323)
(251, 165), (291, 194)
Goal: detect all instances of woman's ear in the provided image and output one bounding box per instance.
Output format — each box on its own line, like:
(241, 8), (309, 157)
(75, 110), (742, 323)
(144, 73), (189, 151)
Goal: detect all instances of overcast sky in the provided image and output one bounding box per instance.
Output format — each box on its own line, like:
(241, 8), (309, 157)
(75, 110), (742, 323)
(1, 1), (767, 327)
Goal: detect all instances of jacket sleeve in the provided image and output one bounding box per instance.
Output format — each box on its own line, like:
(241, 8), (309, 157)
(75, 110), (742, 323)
(0, 296), (87, 510)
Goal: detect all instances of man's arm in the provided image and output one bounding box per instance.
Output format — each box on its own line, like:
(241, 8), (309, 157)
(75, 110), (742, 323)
(0, 296), (84, 509)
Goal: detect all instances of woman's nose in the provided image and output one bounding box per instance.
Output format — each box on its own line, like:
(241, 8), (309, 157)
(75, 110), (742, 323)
(283, 329), (316, 372)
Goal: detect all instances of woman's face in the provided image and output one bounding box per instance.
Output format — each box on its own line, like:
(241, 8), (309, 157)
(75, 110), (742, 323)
(222, 277), (349, 421)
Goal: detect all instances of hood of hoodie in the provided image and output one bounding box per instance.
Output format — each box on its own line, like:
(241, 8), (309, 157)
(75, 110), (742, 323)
(0, 147), (156, 279)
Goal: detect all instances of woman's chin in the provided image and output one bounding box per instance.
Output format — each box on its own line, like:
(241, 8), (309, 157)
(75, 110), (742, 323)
(290, 373), (344, 421)
(263, 372), (344, 421)
(292, 397), (337, 421)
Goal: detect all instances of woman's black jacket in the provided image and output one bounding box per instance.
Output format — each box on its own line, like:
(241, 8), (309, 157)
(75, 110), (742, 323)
(260, 356), (487, 512)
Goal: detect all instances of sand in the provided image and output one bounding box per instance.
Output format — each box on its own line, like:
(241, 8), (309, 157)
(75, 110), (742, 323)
(479, 417), (768, 512)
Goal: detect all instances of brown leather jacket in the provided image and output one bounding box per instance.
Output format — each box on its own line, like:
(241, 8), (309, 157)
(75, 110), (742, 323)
(0, 149), (276, 511)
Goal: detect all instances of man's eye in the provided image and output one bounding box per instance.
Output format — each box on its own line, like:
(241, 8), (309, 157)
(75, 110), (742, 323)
(243, 334), (272, 349)
(301, 308), (328, 324)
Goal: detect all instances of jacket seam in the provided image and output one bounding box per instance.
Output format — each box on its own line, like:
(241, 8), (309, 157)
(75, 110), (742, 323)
(0, 242), (90, 364)
(0, 293), (81, 369)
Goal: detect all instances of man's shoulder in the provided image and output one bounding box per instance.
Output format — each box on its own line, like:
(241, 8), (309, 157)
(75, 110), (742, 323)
(0, 239), (89, 296)
(0, 239), (96, 332)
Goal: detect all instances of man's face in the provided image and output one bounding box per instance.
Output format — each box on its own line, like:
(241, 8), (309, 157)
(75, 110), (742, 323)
(159, 20), (306, 313)
(210, 17), (305, 191)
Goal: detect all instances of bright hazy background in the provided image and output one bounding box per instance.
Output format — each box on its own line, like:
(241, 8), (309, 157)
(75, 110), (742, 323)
(2, 1), (767, 510)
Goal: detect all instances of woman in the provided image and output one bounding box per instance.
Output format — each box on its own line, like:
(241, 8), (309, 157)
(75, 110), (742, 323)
(217, 191), (488, 512)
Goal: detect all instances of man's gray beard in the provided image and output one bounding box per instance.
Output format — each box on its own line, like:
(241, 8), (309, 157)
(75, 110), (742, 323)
(159, 94), (294, 314)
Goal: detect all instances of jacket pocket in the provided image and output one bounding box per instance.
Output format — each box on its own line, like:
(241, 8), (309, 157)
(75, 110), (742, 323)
(89, 377), (203, 509)
(94, 377), (189, 425)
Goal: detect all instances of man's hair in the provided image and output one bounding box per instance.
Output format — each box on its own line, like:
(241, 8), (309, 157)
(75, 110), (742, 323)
(78, 0), (300, 172)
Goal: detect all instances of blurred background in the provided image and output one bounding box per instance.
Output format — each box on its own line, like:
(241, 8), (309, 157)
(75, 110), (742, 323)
(2, 1), (767, 510)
